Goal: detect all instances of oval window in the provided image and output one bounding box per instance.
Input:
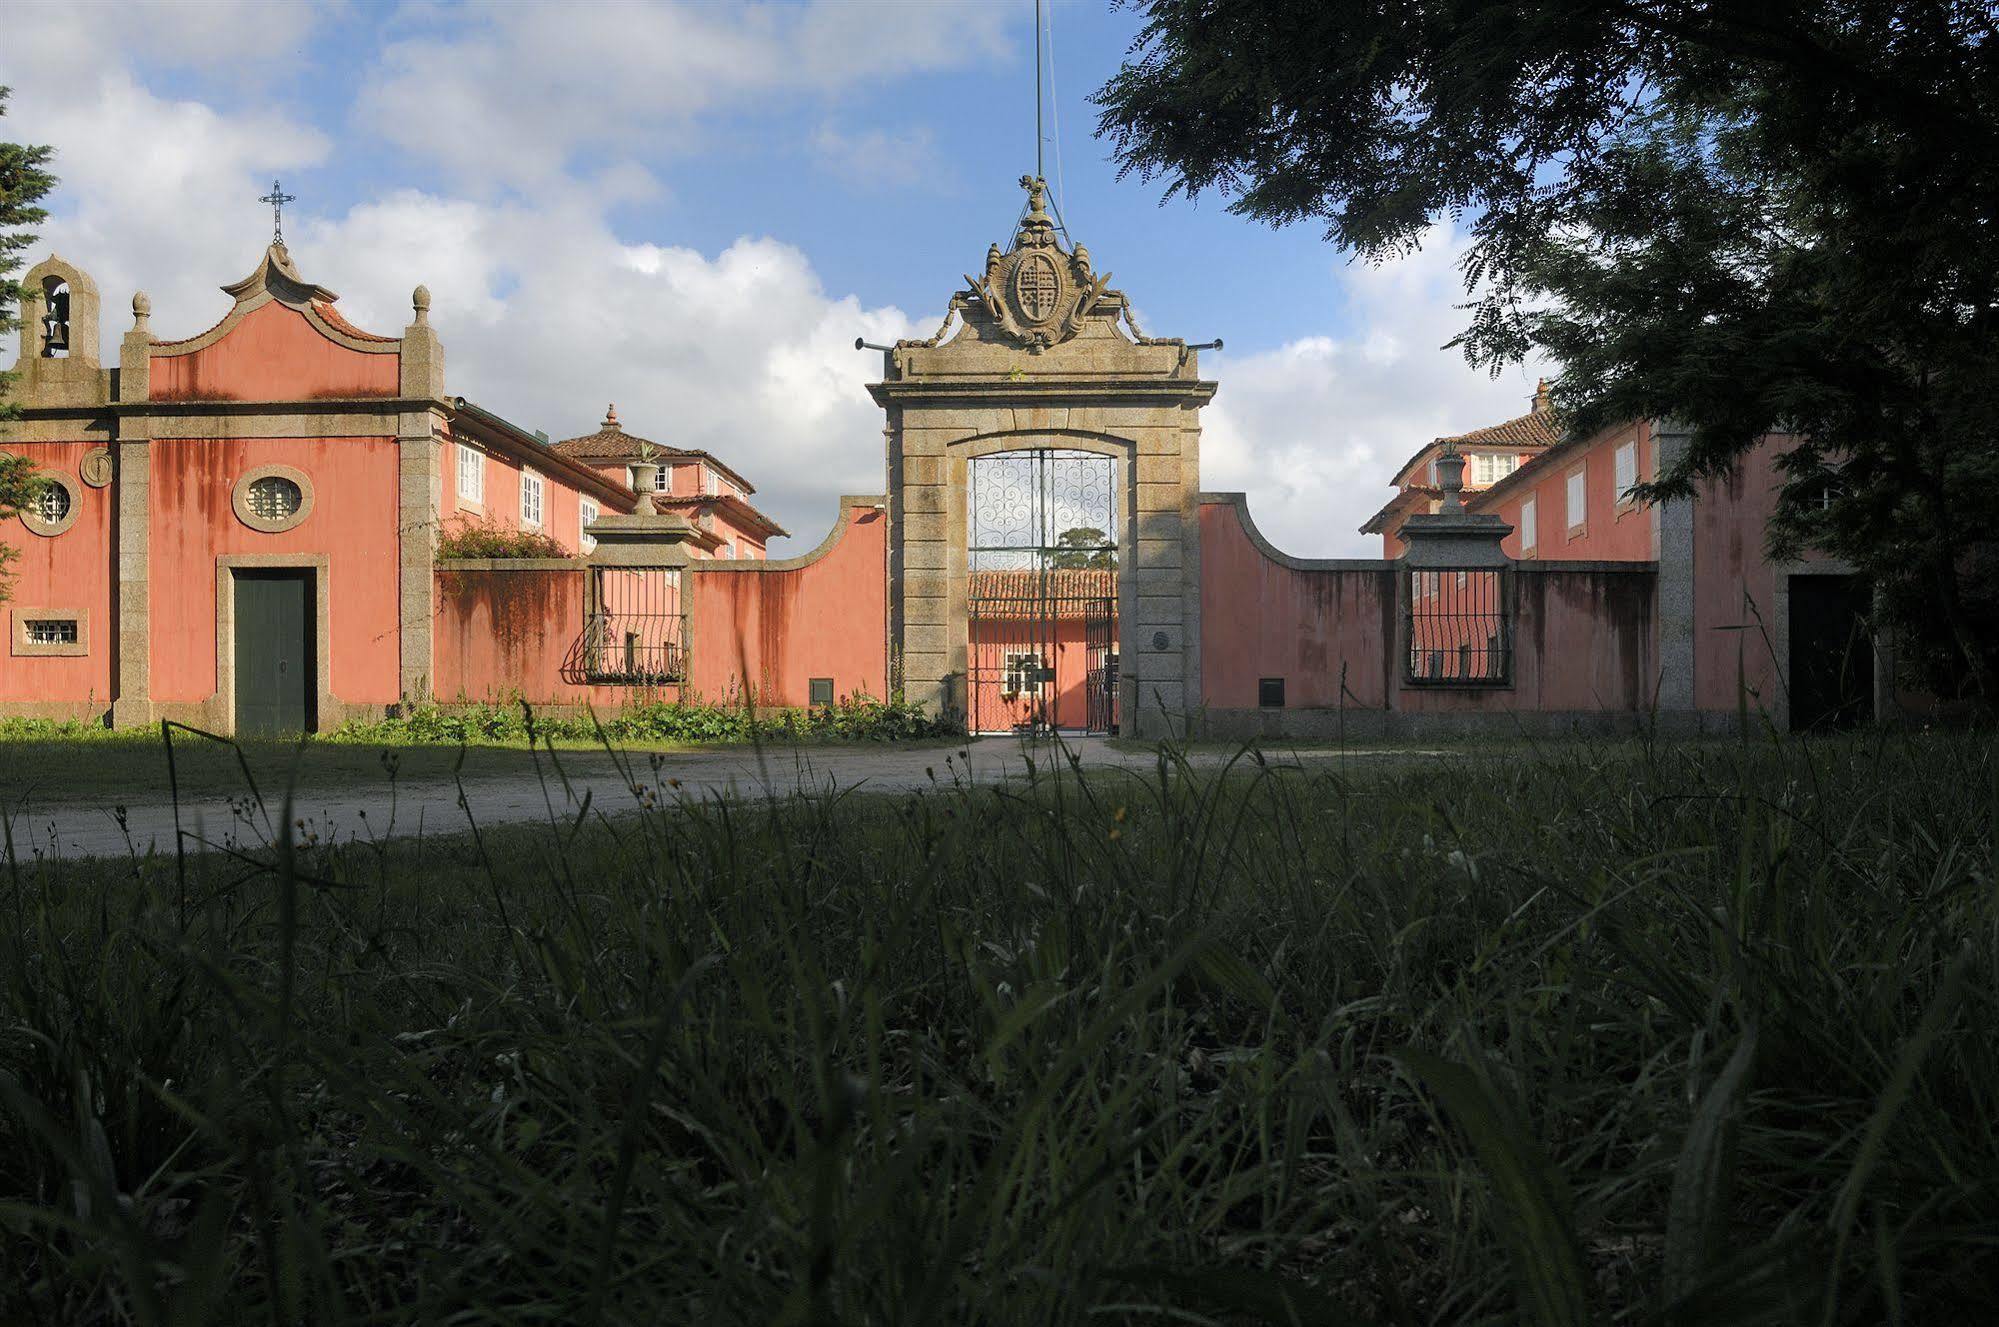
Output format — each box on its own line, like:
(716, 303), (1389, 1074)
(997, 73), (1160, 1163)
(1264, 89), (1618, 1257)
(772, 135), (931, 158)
(246, 475), (303, 521)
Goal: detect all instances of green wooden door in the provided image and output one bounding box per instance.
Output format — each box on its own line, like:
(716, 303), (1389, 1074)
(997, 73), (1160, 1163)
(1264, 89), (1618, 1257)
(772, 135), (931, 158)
(234, 571), (314, 735)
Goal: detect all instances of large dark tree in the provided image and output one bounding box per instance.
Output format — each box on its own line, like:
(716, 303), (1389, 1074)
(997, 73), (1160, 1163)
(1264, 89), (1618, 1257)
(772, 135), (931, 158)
(1096, 1), (1999, 704)
(0, 86), (57, 602)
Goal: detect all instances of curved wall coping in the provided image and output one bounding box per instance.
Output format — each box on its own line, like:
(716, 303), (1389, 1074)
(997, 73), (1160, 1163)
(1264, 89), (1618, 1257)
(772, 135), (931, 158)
(437, 557), (587, 572)
(685, 495), (886, 575)
(1514, 560), (1658, 574)
(1198, 492), (1392, 572)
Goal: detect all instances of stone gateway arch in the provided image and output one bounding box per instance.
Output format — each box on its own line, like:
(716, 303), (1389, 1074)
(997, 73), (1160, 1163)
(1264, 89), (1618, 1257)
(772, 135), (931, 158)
(869, 176), (1214, 738)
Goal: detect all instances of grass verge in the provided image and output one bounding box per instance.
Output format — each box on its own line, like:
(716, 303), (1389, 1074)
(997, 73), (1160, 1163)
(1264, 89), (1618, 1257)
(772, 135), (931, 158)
(2, 728), (1993, 1322)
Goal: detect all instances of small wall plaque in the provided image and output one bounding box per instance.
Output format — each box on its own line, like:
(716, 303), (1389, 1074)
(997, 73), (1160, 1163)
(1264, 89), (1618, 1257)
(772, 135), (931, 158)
(1151, 630), (1169, 651)
(80, 447), (114, 488)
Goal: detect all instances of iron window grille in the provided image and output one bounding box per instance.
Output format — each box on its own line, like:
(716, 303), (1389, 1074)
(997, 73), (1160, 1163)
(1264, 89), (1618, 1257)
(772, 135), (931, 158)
(25, 618), (78, 645)
(246, 476), (302, 521)
(579, 566), (686, 686)
(809, 677), (835, 707)
(1405, 568), (1512, 686)
(36, 485), (71, 524)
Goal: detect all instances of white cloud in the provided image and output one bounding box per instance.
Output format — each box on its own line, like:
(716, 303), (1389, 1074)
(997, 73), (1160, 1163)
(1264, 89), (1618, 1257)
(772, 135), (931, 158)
(1203, 234), (1546, 558)
(360, 0), (1012, 190)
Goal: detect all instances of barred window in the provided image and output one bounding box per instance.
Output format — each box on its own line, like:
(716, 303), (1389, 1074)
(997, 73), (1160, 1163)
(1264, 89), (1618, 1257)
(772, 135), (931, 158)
(1406, 568), (1511, 686)
(36, 484), (71, 524)
(25, 618), (78, 645)
(246, 475), (301, 521)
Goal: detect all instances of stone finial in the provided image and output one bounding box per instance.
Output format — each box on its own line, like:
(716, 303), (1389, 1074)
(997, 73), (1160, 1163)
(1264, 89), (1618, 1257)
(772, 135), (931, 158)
(412, 284), (431, 324)
(1436, 439), (1467, 514)
(131, 291), (151, 328)
(603, 403), (619, 430)
(1533, 377), (1552, 414)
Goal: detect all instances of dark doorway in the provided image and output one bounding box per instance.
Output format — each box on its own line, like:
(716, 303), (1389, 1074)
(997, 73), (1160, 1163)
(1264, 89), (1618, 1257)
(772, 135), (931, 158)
(234, 570), (316, 735)
(1788, 574), (1874, 731)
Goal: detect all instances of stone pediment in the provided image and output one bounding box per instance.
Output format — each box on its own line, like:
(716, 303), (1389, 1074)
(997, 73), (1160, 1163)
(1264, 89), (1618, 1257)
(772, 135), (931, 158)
(901, 175), (1175, 356)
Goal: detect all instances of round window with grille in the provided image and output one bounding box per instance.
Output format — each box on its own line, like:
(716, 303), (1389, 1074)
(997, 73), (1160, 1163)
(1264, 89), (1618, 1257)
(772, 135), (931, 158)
(247, 475), (302, 520)
(232, 466), (314, 532)
(18, 472), (79, 536)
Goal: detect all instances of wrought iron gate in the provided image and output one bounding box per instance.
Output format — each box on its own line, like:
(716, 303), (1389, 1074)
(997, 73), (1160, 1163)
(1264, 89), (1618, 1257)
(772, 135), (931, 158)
(966, 449), (1119, 735)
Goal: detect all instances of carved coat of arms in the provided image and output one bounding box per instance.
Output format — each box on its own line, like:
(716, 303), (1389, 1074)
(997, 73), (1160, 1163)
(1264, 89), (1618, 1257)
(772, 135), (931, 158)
(966, 175), (1115, 349)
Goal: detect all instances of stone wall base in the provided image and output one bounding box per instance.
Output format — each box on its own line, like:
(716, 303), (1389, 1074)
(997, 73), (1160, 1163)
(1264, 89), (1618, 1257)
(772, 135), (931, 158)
(1193, 706), (1771, 742)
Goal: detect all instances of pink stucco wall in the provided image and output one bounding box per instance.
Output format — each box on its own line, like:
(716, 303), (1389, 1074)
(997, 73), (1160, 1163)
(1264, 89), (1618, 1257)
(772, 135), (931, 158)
(149, 437), (403, 707)
(151, 301), (398, 402)
(1482, 421), (1655, 562)
(438, 430), (595, 556)
(686, 503), (886, 704)
(432, 565), (631, 708)
(1199, 499), (1395, 709)
(1689, 439), (1804, 713)
(1201, 496), (1656, 715)
(0, 440), (116, 708)
(1395, 568), (1656, 713)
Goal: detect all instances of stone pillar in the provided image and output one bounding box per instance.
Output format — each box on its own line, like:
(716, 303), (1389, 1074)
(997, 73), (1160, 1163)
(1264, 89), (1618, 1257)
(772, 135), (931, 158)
(111, 295), (153, 729)
(397, 286), (445, 707)
(1650, 419), (1697, 726)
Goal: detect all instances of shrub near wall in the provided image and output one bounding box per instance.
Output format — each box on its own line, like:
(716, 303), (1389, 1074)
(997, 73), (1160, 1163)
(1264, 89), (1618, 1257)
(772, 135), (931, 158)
(327, 696), (946, 745)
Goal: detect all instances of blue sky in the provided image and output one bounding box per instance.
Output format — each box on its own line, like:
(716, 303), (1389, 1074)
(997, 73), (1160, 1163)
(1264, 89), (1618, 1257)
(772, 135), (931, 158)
(4, 0), (1543, 555)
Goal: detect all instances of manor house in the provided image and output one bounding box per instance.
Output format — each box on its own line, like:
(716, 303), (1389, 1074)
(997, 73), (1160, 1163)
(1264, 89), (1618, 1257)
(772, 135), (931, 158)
(2, 176), (1893, 737)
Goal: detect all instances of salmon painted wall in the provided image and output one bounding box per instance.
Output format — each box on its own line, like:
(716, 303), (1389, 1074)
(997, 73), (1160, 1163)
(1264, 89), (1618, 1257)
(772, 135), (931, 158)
(686, 503), (886, 705)
(149, 437), (402, 706)
(1397, 567), (1656, 713)
(432, 565), (634, 708)
(1690, 439), (1803, 713)
(1199, 500), (1395, 708)
(151, 301), (398, 402)
(968, 618), (1100, 731)
(0, 440), (116, 707)
(1483, 422), (1654, 562)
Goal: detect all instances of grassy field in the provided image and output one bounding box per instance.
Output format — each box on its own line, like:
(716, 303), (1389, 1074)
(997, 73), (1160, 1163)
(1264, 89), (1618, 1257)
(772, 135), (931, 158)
(2, 729), (1994, 1323)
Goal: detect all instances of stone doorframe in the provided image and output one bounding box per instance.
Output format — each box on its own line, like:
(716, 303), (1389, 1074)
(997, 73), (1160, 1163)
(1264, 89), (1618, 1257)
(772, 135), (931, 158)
(885, 411), (1205, 739)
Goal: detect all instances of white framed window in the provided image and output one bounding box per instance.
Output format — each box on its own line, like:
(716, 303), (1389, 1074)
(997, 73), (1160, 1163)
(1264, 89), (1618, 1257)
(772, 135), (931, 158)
(1566, 466), (1587, 534)
(701, 466), (720, 496)
(1520, 495), (1538, 554)
(1614, 441), (1638, 504)
(718, 541), (736, 559)
(579, 498), (599, 554)
(1472, 452), (1517, 486)
(1003, 651), (1044, 695)
(520, 469), (544, 527)
(456, 443), (484, 504)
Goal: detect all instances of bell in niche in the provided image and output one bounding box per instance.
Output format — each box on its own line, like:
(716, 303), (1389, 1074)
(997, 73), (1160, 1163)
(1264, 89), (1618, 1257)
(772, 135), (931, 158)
(40, 286), (69, 357)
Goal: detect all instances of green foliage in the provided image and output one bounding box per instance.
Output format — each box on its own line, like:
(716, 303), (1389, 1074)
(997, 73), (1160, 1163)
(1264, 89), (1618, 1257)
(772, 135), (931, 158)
(1095, 2), (1999, 703)
(436, 518), (571, 560)
(326, 694), (948, 746)
(1, 732), (1995, 1321)
(1047, 526), (1116, 569)
(0, 86), (57, 603)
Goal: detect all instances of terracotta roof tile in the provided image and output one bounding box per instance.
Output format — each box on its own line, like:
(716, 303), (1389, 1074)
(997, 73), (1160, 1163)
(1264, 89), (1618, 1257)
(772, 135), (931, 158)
(552, 404), (756, 494)
(311, 301), (397, 343)
(968, 568), (1117, 616)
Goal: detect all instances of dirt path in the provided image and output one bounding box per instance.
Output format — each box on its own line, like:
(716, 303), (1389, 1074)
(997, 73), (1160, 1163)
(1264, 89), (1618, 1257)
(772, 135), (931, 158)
(2, 738), (1424, 862)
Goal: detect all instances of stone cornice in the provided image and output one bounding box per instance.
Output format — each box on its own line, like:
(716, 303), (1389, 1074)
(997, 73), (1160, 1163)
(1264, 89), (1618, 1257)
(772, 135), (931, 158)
(868, 377), (1216, 407)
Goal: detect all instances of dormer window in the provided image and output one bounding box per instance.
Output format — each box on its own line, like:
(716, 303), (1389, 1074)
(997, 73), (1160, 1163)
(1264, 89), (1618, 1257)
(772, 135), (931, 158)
(40, 279), (70, 358)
